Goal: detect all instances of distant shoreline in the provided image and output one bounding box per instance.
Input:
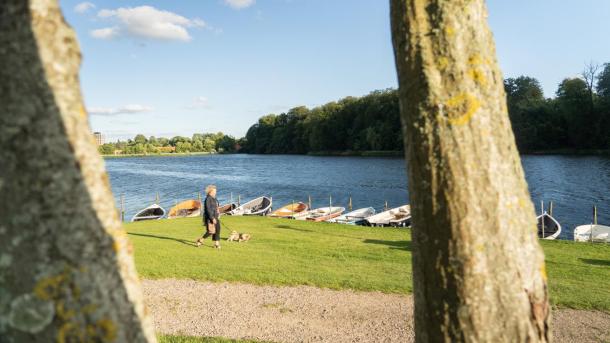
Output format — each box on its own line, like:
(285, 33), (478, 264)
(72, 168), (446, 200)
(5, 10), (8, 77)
(101, 149), (610, 159)
(101, 152), (215, 158)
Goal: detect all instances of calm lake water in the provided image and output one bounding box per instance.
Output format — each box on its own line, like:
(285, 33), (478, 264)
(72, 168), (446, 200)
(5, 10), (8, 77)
(105, 154), (610, 240)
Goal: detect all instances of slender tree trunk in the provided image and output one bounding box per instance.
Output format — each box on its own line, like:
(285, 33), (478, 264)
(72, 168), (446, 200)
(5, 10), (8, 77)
(0, 1), (156, 342)
(390, 1), (550, 341)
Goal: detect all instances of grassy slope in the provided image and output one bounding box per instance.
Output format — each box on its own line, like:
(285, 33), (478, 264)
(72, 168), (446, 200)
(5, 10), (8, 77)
(126, 216), (610, 311)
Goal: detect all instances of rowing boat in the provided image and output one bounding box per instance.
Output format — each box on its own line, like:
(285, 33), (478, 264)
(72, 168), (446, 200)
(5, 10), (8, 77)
(269, 202), (309, 218)
(365, 205), (411, 227)
(536, 212), (561, 240)
(306, 206), (345, 222)
(229, 196), (273, 216)
(574, 224), (610, 243)
(327, 207), (375, 225)
(167, 200), (202, 219)
(218, 203), (237, 215)
(131, 204), (165, 222)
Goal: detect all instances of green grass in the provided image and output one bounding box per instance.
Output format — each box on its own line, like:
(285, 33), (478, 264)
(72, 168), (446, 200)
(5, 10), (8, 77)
(158, 335), (265, 343)
(126, 216), (610, 311)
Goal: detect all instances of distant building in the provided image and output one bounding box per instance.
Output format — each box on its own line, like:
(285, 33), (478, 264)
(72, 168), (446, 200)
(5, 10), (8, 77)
(93, 132), (104, 145)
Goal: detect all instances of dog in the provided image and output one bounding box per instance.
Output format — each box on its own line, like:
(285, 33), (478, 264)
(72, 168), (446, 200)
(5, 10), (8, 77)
(238, 233), (251, 242)
(227, 230), (240, 242)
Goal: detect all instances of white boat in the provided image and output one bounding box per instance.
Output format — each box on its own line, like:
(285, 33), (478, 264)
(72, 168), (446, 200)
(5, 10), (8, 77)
(536, 212), (561, 240)
(131, 204), (166, 222)
(292, 210), (315, 220)
(306, 207), (345, 222)
(229, 196), (272, 216)
(328, 207), (375, 225)
(366, 205), (411, 227)
(574, 224), (610, 243)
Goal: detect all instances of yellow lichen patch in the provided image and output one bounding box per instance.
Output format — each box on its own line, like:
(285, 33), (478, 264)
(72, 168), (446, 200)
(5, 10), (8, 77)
(445, 93), (481, 125)
(79, 104), (87, 118)
(95, 318), (117, 342)
(444, 26), (455, 37)
(55, 301), (75, 320)
(437, 56), (449, 70)
(468, 54), (483, 66)
(540, 263), (547, 282)
(34, 273), (67, 300)
(57, 322), (82, 343)
(468, 68), (487, 87)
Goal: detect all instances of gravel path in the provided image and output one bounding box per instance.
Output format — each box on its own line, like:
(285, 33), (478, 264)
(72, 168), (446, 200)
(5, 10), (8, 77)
(143, 279), (609, 343)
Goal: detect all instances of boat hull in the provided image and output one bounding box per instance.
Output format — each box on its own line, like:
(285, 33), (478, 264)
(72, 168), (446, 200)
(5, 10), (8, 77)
(270, 202), (309, 218)
(168, 200), (202, 219)
(536, 212), (561, 240)
(574, 224), (610, 242)
(306, 207), (345, 222)
(131, 204), (166, 222)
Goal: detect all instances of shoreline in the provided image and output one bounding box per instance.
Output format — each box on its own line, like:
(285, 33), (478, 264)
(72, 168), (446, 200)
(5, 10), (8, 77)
(102, 149), (610, 158)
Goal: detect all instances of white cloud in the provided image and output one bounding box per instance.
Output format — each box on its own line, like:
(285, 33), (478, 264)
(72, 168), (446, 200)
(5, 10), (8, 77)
(224, 0), (256, 10)
(90, 27), (119, 40)
(89, 104), (154, 116)
(185, 96), (210, 110)
(75, 2), (95, 14)
(91, 6), (205, 42)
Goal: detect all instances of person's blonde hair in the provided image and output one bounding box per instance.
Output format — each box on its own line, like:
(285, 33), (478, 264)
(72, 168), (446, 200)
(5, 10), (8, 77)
(205, 184), (217, 195)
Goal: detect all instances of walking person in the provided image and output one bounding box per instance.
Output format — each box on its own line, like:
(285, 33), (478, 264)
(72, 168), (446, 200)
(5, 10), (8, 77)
(196, 185), (221, 249)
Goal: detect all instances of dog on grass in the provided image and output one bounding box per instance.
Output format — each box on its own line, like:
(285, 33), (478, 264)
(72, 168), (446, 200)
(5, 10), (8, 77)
(227, 230), (251, 242)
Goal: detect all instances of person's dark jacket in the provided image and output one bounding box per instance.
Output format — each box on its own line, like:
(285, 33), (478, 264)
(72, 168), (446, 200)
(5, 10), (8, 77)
(203, 195), (219, 224)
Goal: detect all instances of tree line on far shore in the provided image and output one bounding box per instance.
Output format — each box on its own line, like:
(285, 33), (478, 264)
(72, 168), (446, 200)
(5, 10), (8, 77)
(241, 62), (610, 154)
(98, 132), (238, 155)
(99, 62), (610, 156)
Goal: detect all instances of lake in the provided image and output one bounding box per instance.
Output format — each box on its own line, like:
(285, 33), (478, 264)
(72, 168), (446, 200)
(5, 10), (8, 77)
(105, 154), (610, 240)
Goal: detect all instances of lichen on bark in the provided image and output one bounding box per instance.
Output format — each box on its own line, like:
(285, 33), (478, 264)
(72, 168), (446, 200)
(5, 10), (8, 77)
(390, 0), (551, 341)
(0, 1), (156, 342)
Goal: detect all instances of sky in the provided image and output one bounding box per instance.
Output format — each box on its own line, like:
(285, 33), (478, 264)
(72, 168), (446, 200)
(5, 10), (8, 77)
(60, 0), (610, 141)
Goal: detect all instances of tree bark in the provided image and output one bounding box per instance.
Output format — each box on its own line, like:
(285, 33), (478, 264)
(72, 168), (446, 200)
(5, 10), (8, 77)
(390, 1), (550, 342)
(0, 1), (156, 342)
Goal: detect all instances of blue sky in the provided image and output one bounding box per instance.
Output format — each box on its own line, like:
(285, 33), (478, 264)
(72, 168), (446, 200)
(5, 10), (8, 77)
(60, 0), (610, 141)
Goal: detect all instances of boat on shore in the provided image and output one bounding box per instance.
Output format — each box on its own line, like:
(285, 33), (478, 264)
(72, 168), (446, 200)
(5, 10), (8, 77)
(218, 203), (237, 215)
(328, 207), (375, 225)
(131, 204), (166, 222)
(536, 202), (561, 240)
(537, 212), (561, 239)
(168, 200), (202, 219)
(306, 207), (345, 222)
(229, 196), (273, 216)
(365, 205), (411, 227)
(269, 202), (309, 218)
(574, 224), (610, 242)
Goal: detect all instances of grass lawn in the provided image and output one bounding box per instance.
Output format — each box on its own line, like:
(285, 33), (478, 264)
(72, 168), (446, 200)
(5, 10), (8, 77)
(126, 216), (610, 311)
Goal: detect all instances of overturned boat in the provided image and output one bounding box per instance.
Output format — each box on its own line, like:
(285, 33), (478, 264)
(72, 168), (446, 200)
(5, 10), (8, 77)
(574, 224), (610, 243)
(269, 202), (309, 218)
(229, 196), (272, 216)
(168, 200), (202, 219)
(366, 205), (411, 227)
(306, 207), (345, 222)
(131, 204), (166, 222)
(328, 207), (375, 225)
(218, 203), (237, 215)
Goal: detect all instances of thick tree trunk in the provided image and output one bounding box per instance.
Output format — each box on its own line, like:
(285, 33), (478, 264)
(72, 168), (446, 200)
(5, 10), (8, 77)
(0, 1), (156, 342)
(390, 1), (550, 342)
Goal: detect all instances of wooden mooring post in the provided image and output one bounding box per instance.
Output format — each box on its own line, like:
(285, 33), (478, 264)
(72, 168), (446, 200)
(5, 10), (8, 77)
(348, 196), (352, 211)
(384, 200), (388, 211)
(308, 195), (312, 210)
(592, 205), (598, 242)
(120, 194), (125, 222)
(155, 192), (160, 204)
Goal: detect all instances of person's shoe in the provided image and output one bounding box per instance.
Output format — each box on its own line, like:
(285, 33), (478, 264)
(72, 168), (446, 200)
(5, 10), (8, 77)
(214, 244), (221, 249)
(195, 238), (203, 247)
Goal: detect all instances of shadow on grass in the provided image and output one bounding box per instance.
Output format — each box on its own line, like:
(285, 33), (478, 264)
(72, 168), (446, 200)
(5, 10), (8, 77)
(275, 224), (313, 233)
(579, 258), (610, 267)
(128, 232), (196, 247)
(363, 239), (411, 251)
